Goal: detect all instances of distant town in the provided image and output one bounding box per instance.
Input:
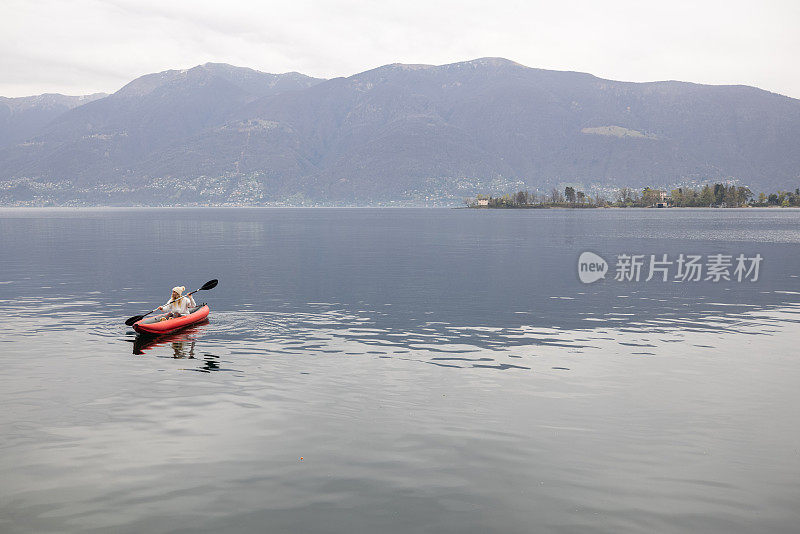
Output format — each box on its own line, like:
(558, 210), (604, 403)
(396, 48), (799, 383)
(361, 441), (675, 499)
(467, 184), (800, 209)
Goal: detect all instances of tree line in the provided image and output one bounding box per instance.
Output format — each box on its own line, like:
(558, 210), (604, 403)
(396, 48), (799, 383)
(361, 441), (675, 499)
(467, 184), (800, 208)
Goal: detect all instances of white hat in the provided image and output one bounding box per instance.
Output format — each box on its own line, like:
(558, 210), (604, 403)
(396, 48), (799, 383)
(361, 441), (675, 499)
(172, 286), (185, 296)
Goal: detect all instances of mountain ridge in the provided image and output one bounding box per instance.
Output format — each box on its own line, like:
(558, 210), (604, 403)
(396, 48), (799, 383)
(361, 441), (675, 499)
(1, 58), (798, 206)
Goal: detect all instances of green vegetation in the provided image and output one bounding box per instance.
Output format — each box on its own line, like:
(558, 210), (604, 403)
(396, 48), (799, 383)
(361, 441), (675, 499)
(467, 184), (800, 209)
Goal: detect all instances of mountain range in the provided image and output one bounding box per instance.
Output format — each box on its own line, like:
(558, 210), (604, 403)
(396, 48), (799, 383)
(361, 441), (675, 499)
(1, 58), (799, 206)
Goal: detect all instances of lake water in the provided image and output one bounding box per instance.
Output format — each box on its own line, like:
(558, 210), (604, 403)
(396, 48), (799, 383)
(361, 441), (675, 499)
(1, 207), (799, 533)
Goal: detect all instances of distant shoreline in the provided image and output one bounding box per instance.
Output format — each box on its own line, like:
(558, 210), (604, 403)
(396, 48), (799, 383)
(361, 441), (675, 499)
(463, 204), (797, 209)
(2, 205), (799, 211)
(467, 184), (800, 209)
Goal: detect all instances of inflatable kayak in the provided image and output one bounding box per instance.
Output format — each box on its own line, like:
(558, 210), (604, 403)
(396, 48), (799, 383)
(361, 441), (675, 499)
(133, 304), (210, 335)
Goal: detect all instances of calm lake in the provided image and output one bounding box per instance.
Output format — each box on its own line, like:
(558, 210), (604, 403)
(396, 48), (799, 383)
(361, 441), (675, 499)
(1, 207), (799, 533)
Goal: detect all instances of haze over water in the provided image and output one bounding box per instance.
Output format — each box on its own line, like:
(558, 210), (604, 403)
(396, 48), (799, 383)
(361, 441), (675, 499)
(1, 207), (799, 533)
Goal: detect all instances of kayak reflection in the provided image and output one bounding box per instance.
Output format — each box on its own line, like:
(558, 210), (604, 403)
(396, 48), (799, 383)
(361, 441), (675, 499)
(132, 320), (209, 355)
(131, 320), (234, 373)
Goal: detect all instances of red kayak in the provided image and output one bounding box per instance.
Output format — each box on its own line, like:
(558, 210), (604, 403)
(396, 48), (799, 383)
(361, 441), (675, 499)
(133, 305), (210, 335)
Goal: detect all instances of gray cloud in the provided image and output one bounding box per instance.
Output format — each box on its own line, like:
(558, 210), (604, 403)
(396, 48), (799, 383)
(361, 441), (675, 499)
(1, 0), (798, 97)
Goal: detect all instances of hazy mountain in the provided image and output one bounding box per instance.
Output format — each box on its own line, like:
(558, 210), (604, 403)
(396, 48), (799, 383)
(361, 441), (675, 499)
(0, 64), (324, 191)
(0, 93), (107, 148)
(2, 58), (799, 205)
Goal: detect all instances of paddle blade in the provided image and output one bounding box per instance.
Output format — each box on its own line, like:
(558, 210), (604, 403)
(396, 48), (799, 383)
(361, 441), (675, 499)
(200, 279), (218, 291)
(125, 314), (145, 326)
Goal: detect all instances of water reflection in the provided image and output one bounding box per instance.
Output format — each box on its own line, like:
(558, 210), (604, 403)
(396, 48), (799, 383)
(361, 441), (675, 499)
(192, 353), (221, 373)
(130, 321), (208, 355)
(128, 321), (238, 373)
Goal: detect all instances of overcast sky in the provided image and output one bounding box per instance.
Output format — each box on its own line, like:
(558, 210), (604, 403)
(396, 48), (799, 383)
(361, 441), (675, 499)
(2, 0), (799, 98)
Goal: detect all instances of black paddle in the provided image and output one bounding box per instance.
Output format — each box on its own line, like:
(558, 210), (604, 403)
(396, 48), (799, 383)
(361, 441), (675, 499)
(125, 279), (218, 326)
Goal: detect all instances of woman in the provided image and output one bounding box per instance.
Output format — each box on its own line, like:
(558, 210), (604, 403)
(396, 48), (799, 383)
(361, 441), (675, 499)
(158, 286), (196, 319)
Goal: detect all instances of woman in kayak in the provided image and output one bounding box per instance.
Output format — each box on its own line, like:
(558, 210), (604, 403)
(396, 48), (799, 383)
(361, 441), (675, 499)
(158, 286), (196, 319)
